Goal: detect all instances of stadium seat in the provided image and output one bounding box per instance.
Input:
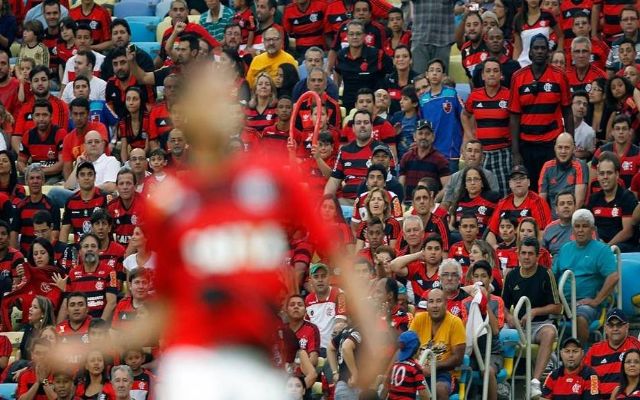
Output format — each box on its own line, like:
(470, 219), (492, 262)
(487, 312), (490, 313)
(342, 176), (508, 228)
(125, 15), (162, 25)
(340, 205), (352, 222)
(155, 0), (171, 18)
(621, 253), (640, 318)
(128, 20), (157, 42)
(156, 17), (172, 42)
(114, 0), (154, 18)
(0, 383), (17, 399)
(133, 42), (161, 59)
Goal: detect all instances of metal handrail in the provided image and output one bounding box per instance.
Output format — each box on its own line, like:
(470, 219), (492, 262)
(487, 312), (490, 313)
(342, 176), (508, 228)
(471, 309), (492, 400)
(611, 245), (622, 309)
(513, 296), (532, 400)
(558, 270), (577, 339)
(419, 348), (438, 400)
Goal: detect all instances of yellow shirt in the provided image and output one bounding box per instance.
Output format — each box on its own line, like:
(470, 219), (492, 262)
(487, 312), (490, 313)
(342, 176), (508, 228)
(245, 50), (298, 88)
(409, 311), (466, 364)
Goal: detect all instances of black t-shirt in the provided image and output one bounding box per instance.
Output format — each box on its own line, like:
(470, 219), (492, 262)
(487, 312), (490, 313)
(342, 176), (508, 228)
(332, 327), (362, 382)
(588, 186), (638, 243)
(502, 266), (560, 322)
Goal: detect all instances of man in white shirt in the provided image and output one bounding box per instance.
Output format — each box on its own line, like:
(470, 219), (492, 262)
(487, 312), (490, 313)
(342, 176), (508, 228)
(61, 49), (106, 103)
(61, 24), (105, 90)
(64, 130), (121, 193)
(572, 90), (596, 161)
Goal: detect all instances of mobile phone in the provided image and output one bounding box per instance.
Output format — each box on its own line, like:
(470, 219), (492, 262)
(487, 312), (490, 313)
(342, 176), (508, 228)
(128, 44), (137, 53)
(470, 3), (479, 11)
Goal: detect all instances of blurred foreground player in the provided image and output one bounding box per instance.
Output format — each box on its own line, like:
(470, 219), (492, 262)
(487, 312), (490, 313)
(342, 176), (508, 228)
(143, 64), (387, 399)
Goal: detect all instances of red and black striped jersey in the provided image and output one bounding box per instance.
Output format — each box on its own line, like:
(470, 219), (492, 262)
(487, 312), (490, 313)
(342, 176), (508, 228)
(260, 124), (293, 156)
(292, 320), (321, 355)
(588, 186), (638, 243)
(496, 242), (518, 271)
(14, 96), (69, 137)
(452, 192), (500, 236)
(294, 92), (342, 134)
(99, 240), (125, 285)
(616, 389), (640, 399)
(387, 359), (427, 399)
(448, 242), (471, 269)
(56, 316), (91, 344)
(118, 113), (150, 150)
(148, 102), (173, 151)
(62, 188), (108, 243)
(460, 41), (489, 80)
(509, 65), (571, 142)
(65, 263), (118, 318)
(487, 190), (552, 234)
(601, 0), (637, 43)
(0, 248), (25, 278)
(331, 20), (387, 52)
(382, 31), (412, 57)
(55, 41), (77, 65)
(283, 1), (327, 49)
(107, 194), (143, 246)
(341, 116), (396, 145)
(106, 75), (155, 119)
(584, 336), (640, 399)
(232, 8), (256, 45)
(12, 195), (60, 254)
(542, 364), (600, 400)
(131, 370), (155, 400)
(112, 297), (142, 331)
(592, 142), (640, 188)
(404, 260), (440, 304)
(465, 87), (511, 150)
(330, 139), (383, 199)
(43, 30), (61, 73)
(243, 104), (277, 133)
(69, 3), (112, 44)
(19, 125), (66, 167)
(324, 0), (392, 34)
(356, 217), (401, 247)
(567, 65), (606, 94)
(559, 0), (596, 49)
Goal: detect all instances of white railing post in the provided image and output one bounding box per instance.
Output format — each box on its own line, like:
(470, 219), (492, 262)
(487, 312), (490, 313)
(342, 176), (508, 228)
(611, 245), (622, 309)
(419, 348), (438, 400)
(472, 312), (492, 400)
(559, 270), (577, 339)
(514, 296), (532, 400)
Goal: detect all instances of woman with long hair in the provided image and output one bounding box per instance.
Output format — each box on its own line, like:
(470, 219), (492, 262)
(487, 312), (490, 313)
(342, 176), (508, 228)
(241, 72), (278, 150)
(381, 45), (417, 116)
(75, 349), (114, 400)
(274, 63), (299, 98)
(118, 86), (149, 162)
(219, 48), (251, 104)
(586, 77), (610, 142)
(449, 166), (500, 236)
(612, 349), (640, 399)
(0, 150), (25, 204)
(493, 0), (515, 43)
(516, 217), (552, 268)
(318, 194), (355, 255)
(513, 0), (563, 67)
(19, 295), (55, 361)
(469, 239), (504, 291)
(605, 76), (639, 136)
(355, 188), (401, 252)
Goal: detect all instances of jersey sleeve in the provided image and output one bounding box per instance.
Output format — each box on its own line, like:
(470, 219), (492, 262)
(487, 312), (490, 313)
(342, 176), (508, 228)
(330, 149), (345, 179)
(61, 134), (74, 163)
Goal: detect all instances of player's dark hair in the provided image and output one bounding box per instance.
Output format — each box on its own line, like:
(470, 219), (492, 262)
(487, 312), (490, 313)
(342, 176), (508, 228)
(572, 90), (589, 103)
(597, 151), (621, 172)
(79, 232), (100, 247)
(70, 96), (90, 111)
(457, 211), (479, 229)
(67, 291), (88, 303)
(621, 349), (640, 389)
(472, 260), (493, 276)
(42, 0), (61, 11)
(422, 234), (443, 249)
(33, 99), (52, 114)
(149, 148), (168, 160)
(129, 267), (151, 283)
(367, 163), (387, 179)
(110, 18), (131, 35)
(384, 277), (399, 301)
(23, 20), (44, 41)
(482, 56), (502, 73)
(612, 113), (632, 129)
(0, 220), (10, 236)
(388, 6), (403, 18)
(0, 150), (17, 197)
(90, 208), (112, 225)
(29, 65), (49, 81)
(356, 87), (375, 101)
(75, 22), (92, 36)
(353, 0), (371, 11)
(353, 109), (372, 122)
(412, 184), (432, 200)
(109, 45), (127, 61)
(32, 210), (53, 227)
(572, 11), (589, 22)
(368, 216), (383, 229)
(518, 236), (540, 253)
(28, 237), (54, 267)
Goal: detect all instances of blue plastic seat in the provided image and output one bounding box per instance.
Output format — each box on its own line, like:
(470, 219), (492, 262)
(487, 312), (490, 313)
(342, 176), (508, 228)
(133, 42), (161, 59)
(128, 20), (157, 42)
(340, 204), (352, 222)
(124, 15), (162, 25)
(0, 383), (17, 399)
(155, 0), (171, 17)
(114, 0), (154, 18)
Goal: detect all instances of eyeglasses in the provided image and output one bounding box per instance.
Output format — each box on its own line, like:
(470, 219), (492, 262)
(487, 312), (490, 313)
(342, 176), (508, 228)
(606, 322), (627, 328)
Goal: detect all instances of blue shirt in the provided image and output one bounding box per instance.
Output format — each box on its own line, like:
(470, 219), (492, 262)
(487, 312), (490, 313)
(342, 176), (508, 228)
(552, 239), (617, 301)
(419, 87), (463, 159)
(390, 111), (417, 161)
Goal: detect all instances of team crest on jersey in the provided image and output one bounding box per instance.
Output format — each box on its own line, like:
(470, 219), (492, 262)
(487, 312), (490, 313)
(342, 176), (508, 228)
(90, 21), (98, 29)
(131, 214), (138, 225)
(519, 209), (529, 217)
(108, 259), (116, 267)
(543, 83), (552, 92)
(40, 283), (52, 293)
(480, 53), (487, 61)
(572, 384), (581, 394)
(585, 83), (592, 93)
(48, 149), (56, 160)
(478, 206), (487, 215)
(622, 161), (633, 171)
(540, 20), (547, 27)
(81, 334), (89, 343)
(234, 169), (278, 213)
(360, 61), (369, 72)
(299, 338), (308, 349)
(442, 101), (452, 113)
(611, 207), (619, 217)
(82, 220), (92, 233)
(309, 13), (318, 22)
(498, 100), (507, 109)
(96, 281), (104, 290)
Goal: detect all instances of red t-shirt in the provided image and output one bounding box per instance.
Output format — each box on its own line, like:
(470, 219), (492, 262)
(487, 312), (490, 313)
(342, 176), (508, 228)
(69, 3), (112, 44)
(61, 122), (109, 163)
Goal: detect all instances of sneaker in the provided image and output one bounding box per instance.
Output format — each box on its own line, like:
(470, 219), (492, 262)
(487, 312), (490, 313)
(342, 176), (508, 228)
(497, 382), (510, 400)
(530, 378), (542, 398)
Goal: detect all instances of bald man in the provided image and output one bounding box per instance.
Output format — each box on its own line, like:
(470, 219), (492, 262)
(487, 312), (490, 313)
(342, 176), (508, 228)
(246, 27), (298, 87)
(409, 287), (466, 400)
(63, 130), (121, 193)
(127, 148), (150, 193)
(538, 133), (589, 214)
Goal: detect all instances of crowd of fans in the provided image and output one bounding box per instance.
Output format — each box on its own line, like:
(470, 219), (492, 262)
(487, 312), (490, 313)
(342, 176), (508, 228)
(0, 0), (637, 398)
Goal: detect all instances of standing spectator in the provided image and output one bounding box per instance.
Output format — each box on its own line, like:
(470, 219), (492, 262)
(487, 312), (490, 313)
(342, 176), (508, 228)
(112, 268), (151, 331)
(335, 20), (392, 111)
(553, 209), (618, 344)
(566, 37), (606, 94)
(381, 45), (416, 117)
(69, 0), (111, 50)
(447, 167), (500, 237)
(605, 7), (640, 73)
(611, 349), (640, 399)
(486, 165), (552, 246)
(601, 3), (639, 45)
(286, 294), (321, 367)
(328, 320), (361, 400)
(410, 0), (456, 74)
(419, 58), (468, 172)
(386, 331), (429, 400)
(436, 258), (470, 317)
(18, 20), (50, 68)
(472, 28), (521, 89)
(108, 169), (142, 247)
(254, 0), (285, 54)
(572, 91), (596, 161)
(292, 49), (339, 100)
(282, 0), (327, 58)
(409, 288), (465, 400)
(512, 0), (562, 67)
(25, 0), (68, 35)
(246, 27), (297, 88)
(60, 23), (104, 91)
(463, 57), (512, 196)
(383, 7), (411, 58)
(399, 119), (451, 200)
(510, 34), (573, 188)
(389, 85), (419, 162)
(588, 151), (638, 251)
(39, 0), (63, 80)
(584, 309), (640, 398)
(231, 0), (255, 48)
(305, 263), (347, 349)
(502, 236), (562, 398)
(541, 337), (600, 400)
(538, 133), (589, 213)
(0, 0), (16, 54)
(101, 20), (154, 82)
(542, 190), (577, 257)
(199, 0), (234, 42)
(456, 12), (489, 83)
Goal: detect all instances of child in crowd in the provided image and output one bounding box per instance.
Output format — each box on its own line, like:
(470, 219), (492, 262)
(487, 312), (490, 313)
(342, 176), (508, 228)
(385, 331), (429, 399)
(495, 215), (518, 272)
(123, 347), (155, 400)
(232, 0), (255, 48)
(390, 86), (419, 161)
(144, 148), (169, 197)
(56, 17), (78, 83)
(16, 57), (34, 103)
(18, 20), (49, 68)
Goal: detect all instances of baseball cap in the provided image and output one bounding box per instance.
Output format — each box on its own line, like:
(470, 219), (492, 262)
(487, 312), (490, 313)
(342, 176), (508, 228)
(606, 308), (628, 324)
(509, 165), (529, 178)
(373, 144), (392, 157)
(397, 331), (420, 361)
(416, 119), (433, 132)
(561, 337), (582, 349)
(309, 263), (329, 275)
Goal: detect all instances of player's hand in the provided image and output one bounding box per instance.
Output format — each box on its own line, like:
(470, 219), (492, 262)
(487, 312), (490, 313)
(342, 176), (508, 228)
(311, 144), (321, 159)
(15, 264), (24, 278)
(577, 298), (599, 307)
(52, 273), (67, 291)
(174, 21), (187, 34)
(287, 137), (297, 153)
(348, 371), (358, 387)
(12, 367), (27, 382)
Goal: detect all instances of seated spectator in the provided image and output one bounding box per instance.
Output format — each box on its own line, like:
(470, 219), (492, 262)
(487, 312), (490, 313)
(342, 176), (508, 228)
(502, 237), (562, 398)
(260, 96), (294, 156)
(241, 72), (277, 148)
(112, 267), (151, 333)
(60, 50), (106, 103)
(60, 23), (105, 92)
(588, 151), (637, 251)
(74, 349), (114, 399)
(553, 209), (618, 344)
(542, 189), (578, 257)
(107, 169), (143, 247)
(495, 215), (518, 271)
(117, 87), (150, 162)
(327, 319), (361, 400)
(356, 217), (386, 263)
(351, 164), (403, 232)
(486, 165), (552, 247)
(111, 364), (136, 400)
(305, 263), (347, 351)
(18, 20), (49, 68)
(542, 337), (600, 400)
(388, 85), (419, 162)
(591, 114), (640, 189)
(355, 144), (404, 203)
(611, 349), (640, 399)
(89, 208), (125, 282)
(517, 217), (552, 269)
(274, 63), (298, 98)
(468, 239), (504, 292)
(584, 309), (640, 399)
(373, 277), (409, 332)
(286, 294), (320, 367)
(246, 28), (297, 88)
(449, 212), (480, 271)
(572, 91), (596, 161)
(374, 89), (391, 120)
(539, 133), (588, 215)
(17, 57), (35, 104)
(292, 70), (342, 134)
(101, 20), (154, 82)
(16, 338), (54, 400)
(409, 287), (465, 400)
(316, 195), (355, 260)
(0, 220), (26, 290)
(401, 184), (452, 251)
(355, 188), (401, 252)
(18, 296), (56, 361)
(291, 49), (339, 101)
(50, 369), (76, 400)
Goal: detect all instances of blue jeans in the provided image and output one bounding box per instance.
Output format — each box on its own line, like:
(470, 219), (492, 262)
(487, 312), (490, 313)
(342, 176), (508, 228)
(47, 187), (75, 209)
